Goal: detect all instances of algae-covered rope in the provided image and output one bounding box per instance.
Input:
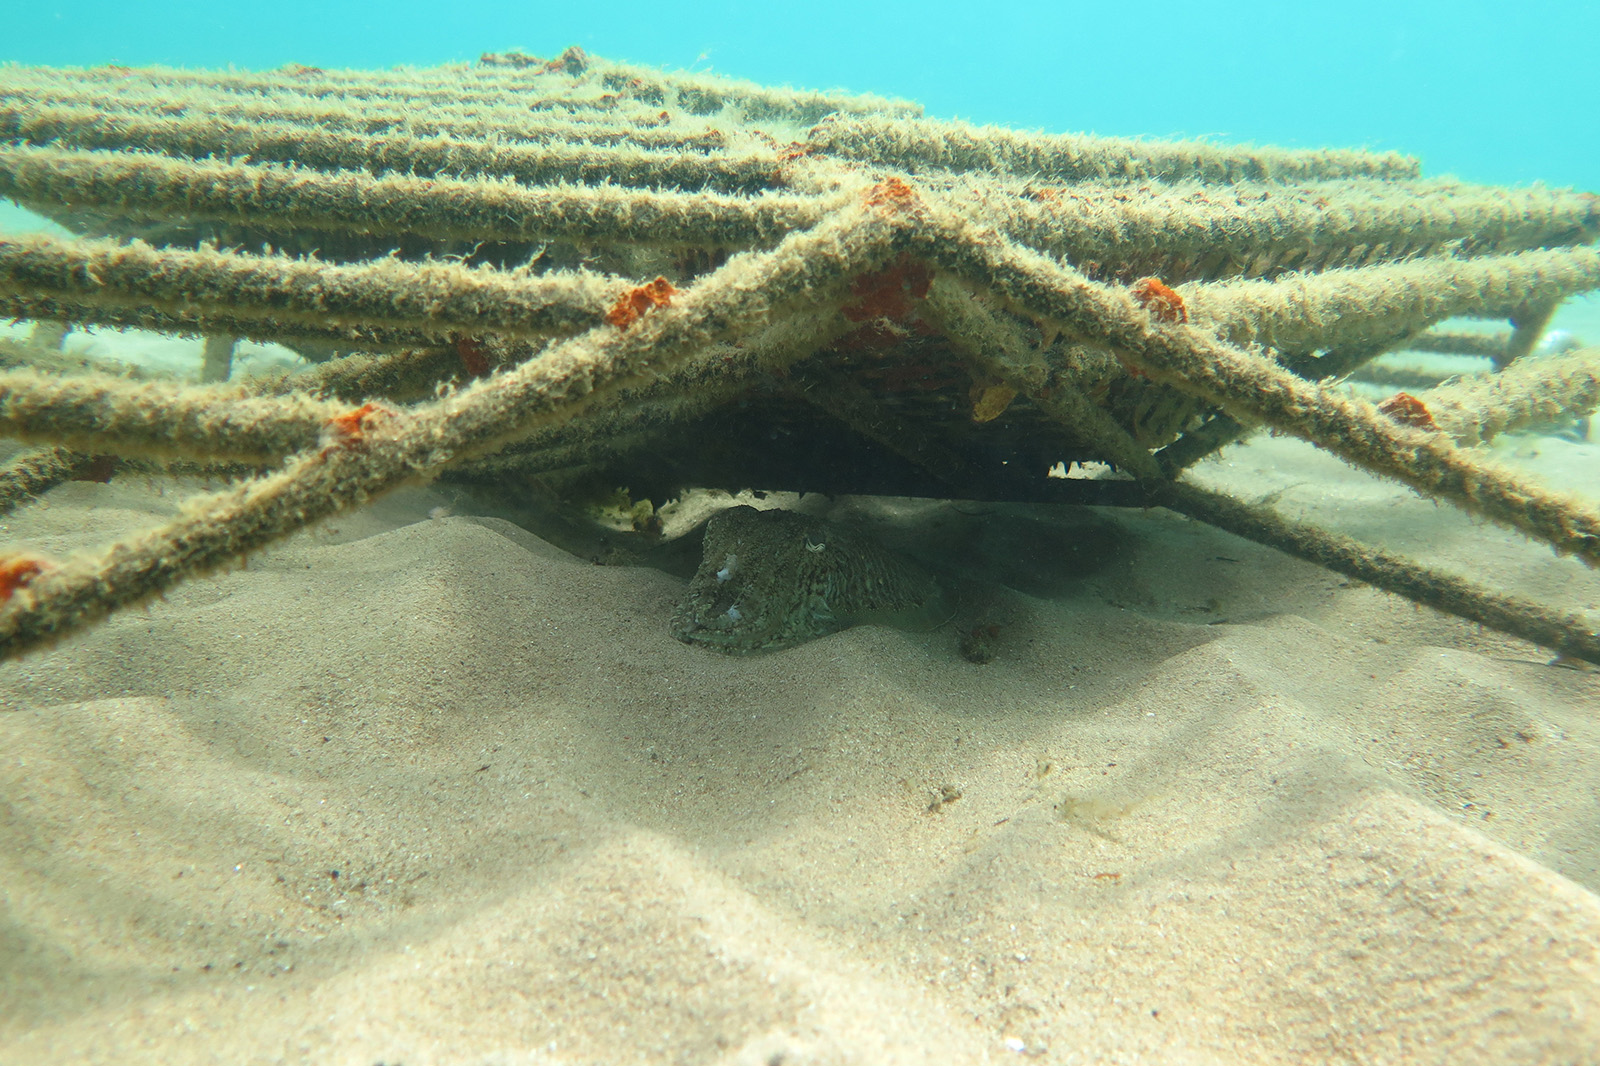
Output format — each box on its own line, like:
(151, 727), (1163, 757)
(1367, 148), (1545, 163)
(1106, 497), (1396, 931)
(0, 187), (903, 658)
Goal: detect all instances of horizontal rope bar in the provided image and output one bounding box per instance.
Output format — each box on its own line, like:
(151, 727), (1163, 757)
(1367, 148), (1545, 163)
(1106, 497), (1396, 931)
(810, 114), (1420, 185)
(0, 79), (731, 152)
(0, 367), (344, 462)
(1422, 347), (1600, 444)
(0, 102), (784, 193)
(0, 146), (829, 250)
(1183, 246), (1600, 354)
(962, 176), (1599, 281)
(0, 232), (624, 347)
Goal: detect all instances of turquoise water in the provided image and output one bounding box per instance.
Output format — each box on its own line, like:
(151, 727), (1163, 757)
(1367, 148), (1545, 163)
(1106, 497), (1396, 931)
(6, 0), (1597, 189)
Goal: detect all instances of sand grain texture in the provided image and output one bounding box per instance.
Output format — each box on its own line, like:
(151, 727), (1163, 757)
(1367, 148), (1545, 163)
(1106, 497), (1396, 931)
(3, 438), (1600, 1065)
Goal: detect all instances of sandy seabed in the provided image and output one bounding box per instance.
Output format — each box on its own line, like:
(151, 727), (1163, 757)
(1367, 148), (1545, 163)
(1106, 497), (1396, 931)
(2, 415), (1599, 1065)
(2, 279), (1600, 1066)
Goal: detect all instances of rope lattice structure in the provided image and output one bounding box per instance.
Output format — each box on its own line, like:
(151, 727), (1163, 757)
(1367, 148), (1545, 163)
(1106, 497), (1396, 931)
(0, 48), (1598, 661)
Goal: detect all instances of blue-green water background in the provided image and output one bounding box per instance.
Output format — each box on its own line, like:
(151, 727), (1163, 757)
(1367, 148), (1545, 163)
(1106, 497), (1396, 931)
(6, 0), (1596, 191)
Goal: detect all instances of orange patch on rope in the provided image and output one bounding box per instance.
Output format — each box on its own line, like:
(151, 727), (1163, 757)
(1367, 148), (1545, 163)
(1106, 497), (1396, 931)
(1131, 277), (1188, 324)
(606, 277), (679, 329)
(0, 554), (50, 605)
(1377, 392), (1440, 431)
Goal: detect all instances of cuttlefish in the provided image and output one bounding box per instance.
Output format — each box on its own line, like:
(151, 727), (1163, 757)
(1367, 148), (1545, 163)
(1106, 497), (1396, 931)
(670, 506), (949, 653)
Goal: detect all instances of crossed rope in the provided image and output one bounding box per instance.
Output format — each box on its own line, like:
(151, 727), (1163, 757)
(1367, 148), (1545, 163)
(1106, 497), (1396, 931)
(0, 51), (1596, 661)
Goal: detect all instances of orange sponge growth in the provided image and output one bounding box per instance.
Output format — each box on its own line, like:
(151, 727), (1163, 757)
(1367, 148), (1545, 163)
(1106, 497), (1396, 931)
(1131, 277), (1188, 324)
(607, 277), (679, 329)
(865, 177), (918, 211)
(0, 554), (49, 605)
(842, 255), (933, 323)
(1377, 392), (1439, 431)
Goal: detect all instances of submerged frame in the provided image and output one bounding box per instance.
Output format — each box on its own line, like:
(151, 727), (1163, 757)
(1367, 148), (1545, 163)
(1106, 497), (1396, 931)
(0, 48), (1597, 661)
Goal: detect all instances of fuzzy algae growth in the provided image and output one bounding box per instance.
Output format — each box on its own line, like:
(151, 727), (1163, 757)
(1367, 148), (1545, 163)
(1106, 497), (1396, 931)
(0, 49), (1595, 661)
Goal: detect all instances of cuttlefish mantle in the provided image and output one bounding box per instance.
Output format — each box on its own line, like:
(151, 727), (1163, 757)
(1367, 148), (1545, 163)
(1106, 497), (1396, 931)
(671, 506), (947, 653)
